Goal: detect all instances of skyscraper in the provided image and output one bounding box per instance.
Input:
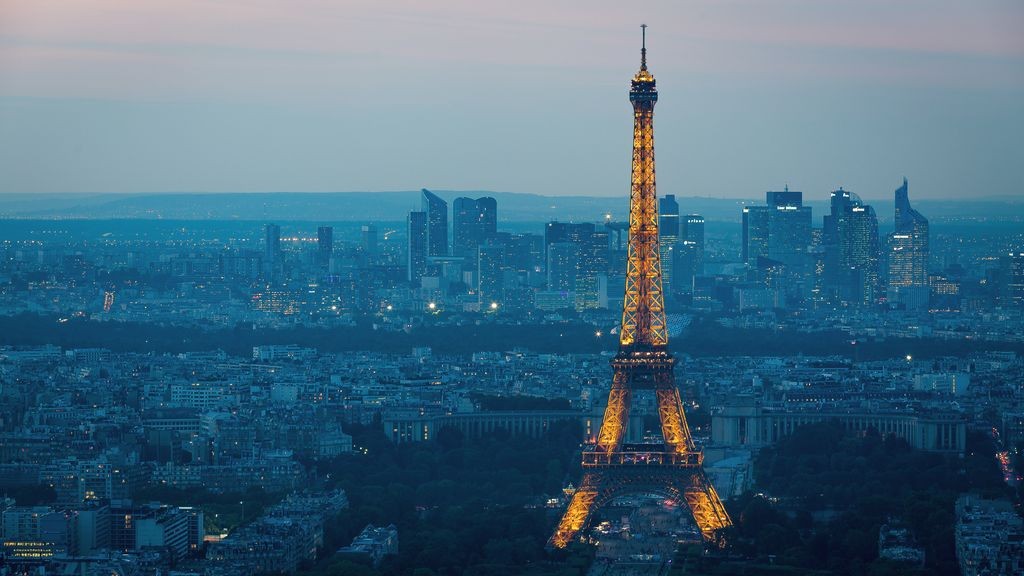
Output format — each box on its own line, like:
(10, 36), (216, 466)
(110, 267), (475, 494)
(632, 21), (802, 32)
(1001, 252), (1024, 308)
(673, 240), (700, 295)
(407, 211), (427, 283)
(478, 241), (506, 307)
(848, 202), (881, 305)
(765, 189), (811, 274)
(682, 214), (705, 275)
(453, 196), (498, 259)
(759, 189), (813, 306)
(546, 242), (578, 292)
(659, 194), (680, 238)
(543, 222), (608, 309)
(743, 190), (811, 282)
(421, 189), (448, 257)
(545, 221), (591, 290)
(544, 222), (595, 255)
(658, 194), (679, 292)
(742, 206), (769, 264)
(264, 223), (281, 279)
(824, 189), (880, 306)
(361, 225), (378, 256)
(317, 226), (333, 266)
(888, 178), (930, 298)
(576, 230), (610, 310)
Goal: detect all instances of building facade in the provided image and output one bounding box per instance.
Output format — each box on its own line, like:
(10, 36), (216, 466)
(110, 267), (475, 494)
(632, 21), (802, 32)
(888, 178), (930, 305)
(421, 189), (448, 257)
(453, 196), (498, 259)
(711, 402), (966, 454)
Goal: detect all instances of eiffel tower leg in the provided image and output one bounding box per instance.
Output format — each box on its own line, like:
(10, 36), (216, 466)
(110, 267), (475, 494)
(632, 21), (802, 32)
(595, 373), (631, 453)
(655, 387), (694, 453)
(549, 472), (601, 549)
(682, 470), (732, 541)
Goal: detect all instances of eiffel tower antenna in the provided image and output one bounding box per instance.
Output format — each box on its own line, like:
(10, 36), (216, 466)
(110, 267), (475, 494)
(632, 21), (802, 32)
(641, 24), (648, 70)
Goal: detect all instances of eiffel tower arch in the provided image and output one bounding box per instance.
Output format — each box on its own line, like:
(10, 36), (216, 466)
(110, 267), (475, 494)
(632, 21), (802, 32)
(549, 25), (732, 549)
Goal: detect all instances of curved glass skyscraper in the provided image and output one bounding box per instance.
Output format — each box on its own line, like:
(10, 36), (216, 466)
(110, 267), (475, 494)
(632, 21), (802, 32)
(888, 178), (930, 302)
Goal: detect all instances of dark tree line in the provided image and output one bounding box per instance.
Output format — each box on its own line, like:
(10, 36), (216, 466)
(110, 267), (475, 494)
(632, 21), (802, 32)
(0, 313), (606, 356)
(3, 313), (1020, 361)
(671, 316), (1024, 361)
(720, 422), (1012, 576)
(301, 423), (593, 576)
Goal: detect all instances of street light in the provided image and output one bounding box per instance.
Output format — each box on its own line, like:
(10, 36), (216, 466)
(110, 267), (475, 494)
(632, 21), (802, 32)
(489, 302), (499, 311)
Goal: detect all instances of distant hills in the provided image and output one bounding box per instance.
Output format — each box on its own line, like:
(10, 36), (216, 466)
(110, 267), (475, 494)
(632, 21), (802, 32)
(0, 191), (1021, 224)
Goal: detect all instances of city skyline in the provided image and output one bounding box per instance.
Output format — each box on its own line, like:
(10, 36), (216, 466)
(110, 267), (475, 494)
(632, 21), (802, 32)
(2, 5), (1024, 575)
(1, 1), (1022, 199)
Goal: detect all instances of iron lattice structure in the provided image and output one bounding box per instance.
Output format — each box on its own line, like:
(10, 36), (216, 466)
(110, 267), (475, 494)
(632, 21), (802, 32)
(549, 26), (732, 549)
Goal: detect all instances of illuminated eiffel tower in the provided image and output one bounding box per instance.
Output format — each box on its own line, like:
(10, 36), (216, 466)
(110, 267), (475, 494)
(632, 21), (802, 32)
(549, 26), (732, 549)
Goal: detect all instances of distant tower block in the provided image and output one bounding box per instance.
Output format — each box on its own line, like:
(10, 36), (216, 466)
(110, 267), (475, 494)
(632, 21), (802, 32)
(549, 26), (732, 549)
(103, 291), (115, 312)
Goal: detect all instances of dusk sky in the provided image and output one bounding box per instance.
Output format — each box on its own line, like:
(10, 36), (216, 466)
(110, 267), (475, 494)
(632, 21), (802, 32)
(1, 0), (1022, 200)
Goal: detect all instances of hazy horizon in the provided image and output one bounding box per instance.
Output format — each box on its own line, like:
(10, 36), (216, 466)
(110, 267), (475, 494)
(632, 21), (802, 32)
(3, 187), (1024, 203)
(2, 187), (1024, 202)
(1, 1), (1022, 199)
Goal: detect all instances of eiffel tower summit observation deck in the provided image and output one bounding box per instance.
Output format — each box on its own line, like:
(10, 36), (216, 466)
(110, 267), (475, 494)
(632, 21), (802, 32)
(549, 25), (733, 549)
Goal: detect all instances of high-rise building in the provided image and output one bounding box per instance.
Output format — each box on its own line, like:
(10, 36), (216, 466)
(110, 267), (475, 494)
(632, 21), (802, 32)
(421, 189), (448, 257)
(673, 240), (701, 295)
(742, 206), (769, 264)
(453, 197), (498, 259)
(361, 225), (378, 256)
(264, 223), (281, 280)
(501, 233), (543, 277)
(742, 190), (811, 307)
(576, 230), (610, 310)
(545, 222), (591, 291)
(765, 189), (802, 208)
(765, 189), (811, 274)
(682, 214), (705, 275)
(808, 228), (827, 307)
(848, 203), (881, 305)
(544, 222), (595, 257)
(658, 194), (680, 292)
(824, 188), (880, 306)
(743, 191), (810, 268)
(478, 241), (506, 308)
(659, 194), (680, 238)
(888, 178), (930, 298)
(546, 242), (578, 292)
(265, 223), (281, 266)
(1001, 252), (1024, 308)
(407, 211), (427, 283)
(317, 226), (333, 266)
(543, 222), (608, 309)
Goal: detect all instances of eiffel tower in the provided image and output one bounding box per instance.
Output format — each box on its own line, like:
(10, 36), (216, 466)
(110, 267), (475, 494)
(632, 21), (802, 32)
(549, 26), (732, 549)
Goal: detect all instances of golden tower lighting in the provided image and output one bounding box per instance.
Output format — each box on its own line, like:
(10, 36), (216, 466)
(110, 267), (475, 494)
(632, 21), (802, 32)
(549, 25), (732, 549)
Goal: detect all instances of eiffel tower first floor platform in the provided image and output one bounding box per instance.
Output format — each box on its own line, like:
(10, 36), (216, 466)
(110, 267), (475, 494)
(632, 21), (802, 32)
(548, 445), (731, 549)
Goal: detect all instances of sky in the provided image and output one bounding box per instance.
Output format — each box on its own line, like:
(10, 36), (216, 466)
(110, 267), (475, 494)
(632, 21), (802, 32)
(0, 0), (1022, 200)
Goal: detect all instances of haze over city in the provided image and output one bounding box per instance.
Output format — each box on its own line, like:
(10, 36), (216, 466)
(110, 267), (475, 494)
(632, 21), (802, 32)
(1, 0), (1022, 199)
